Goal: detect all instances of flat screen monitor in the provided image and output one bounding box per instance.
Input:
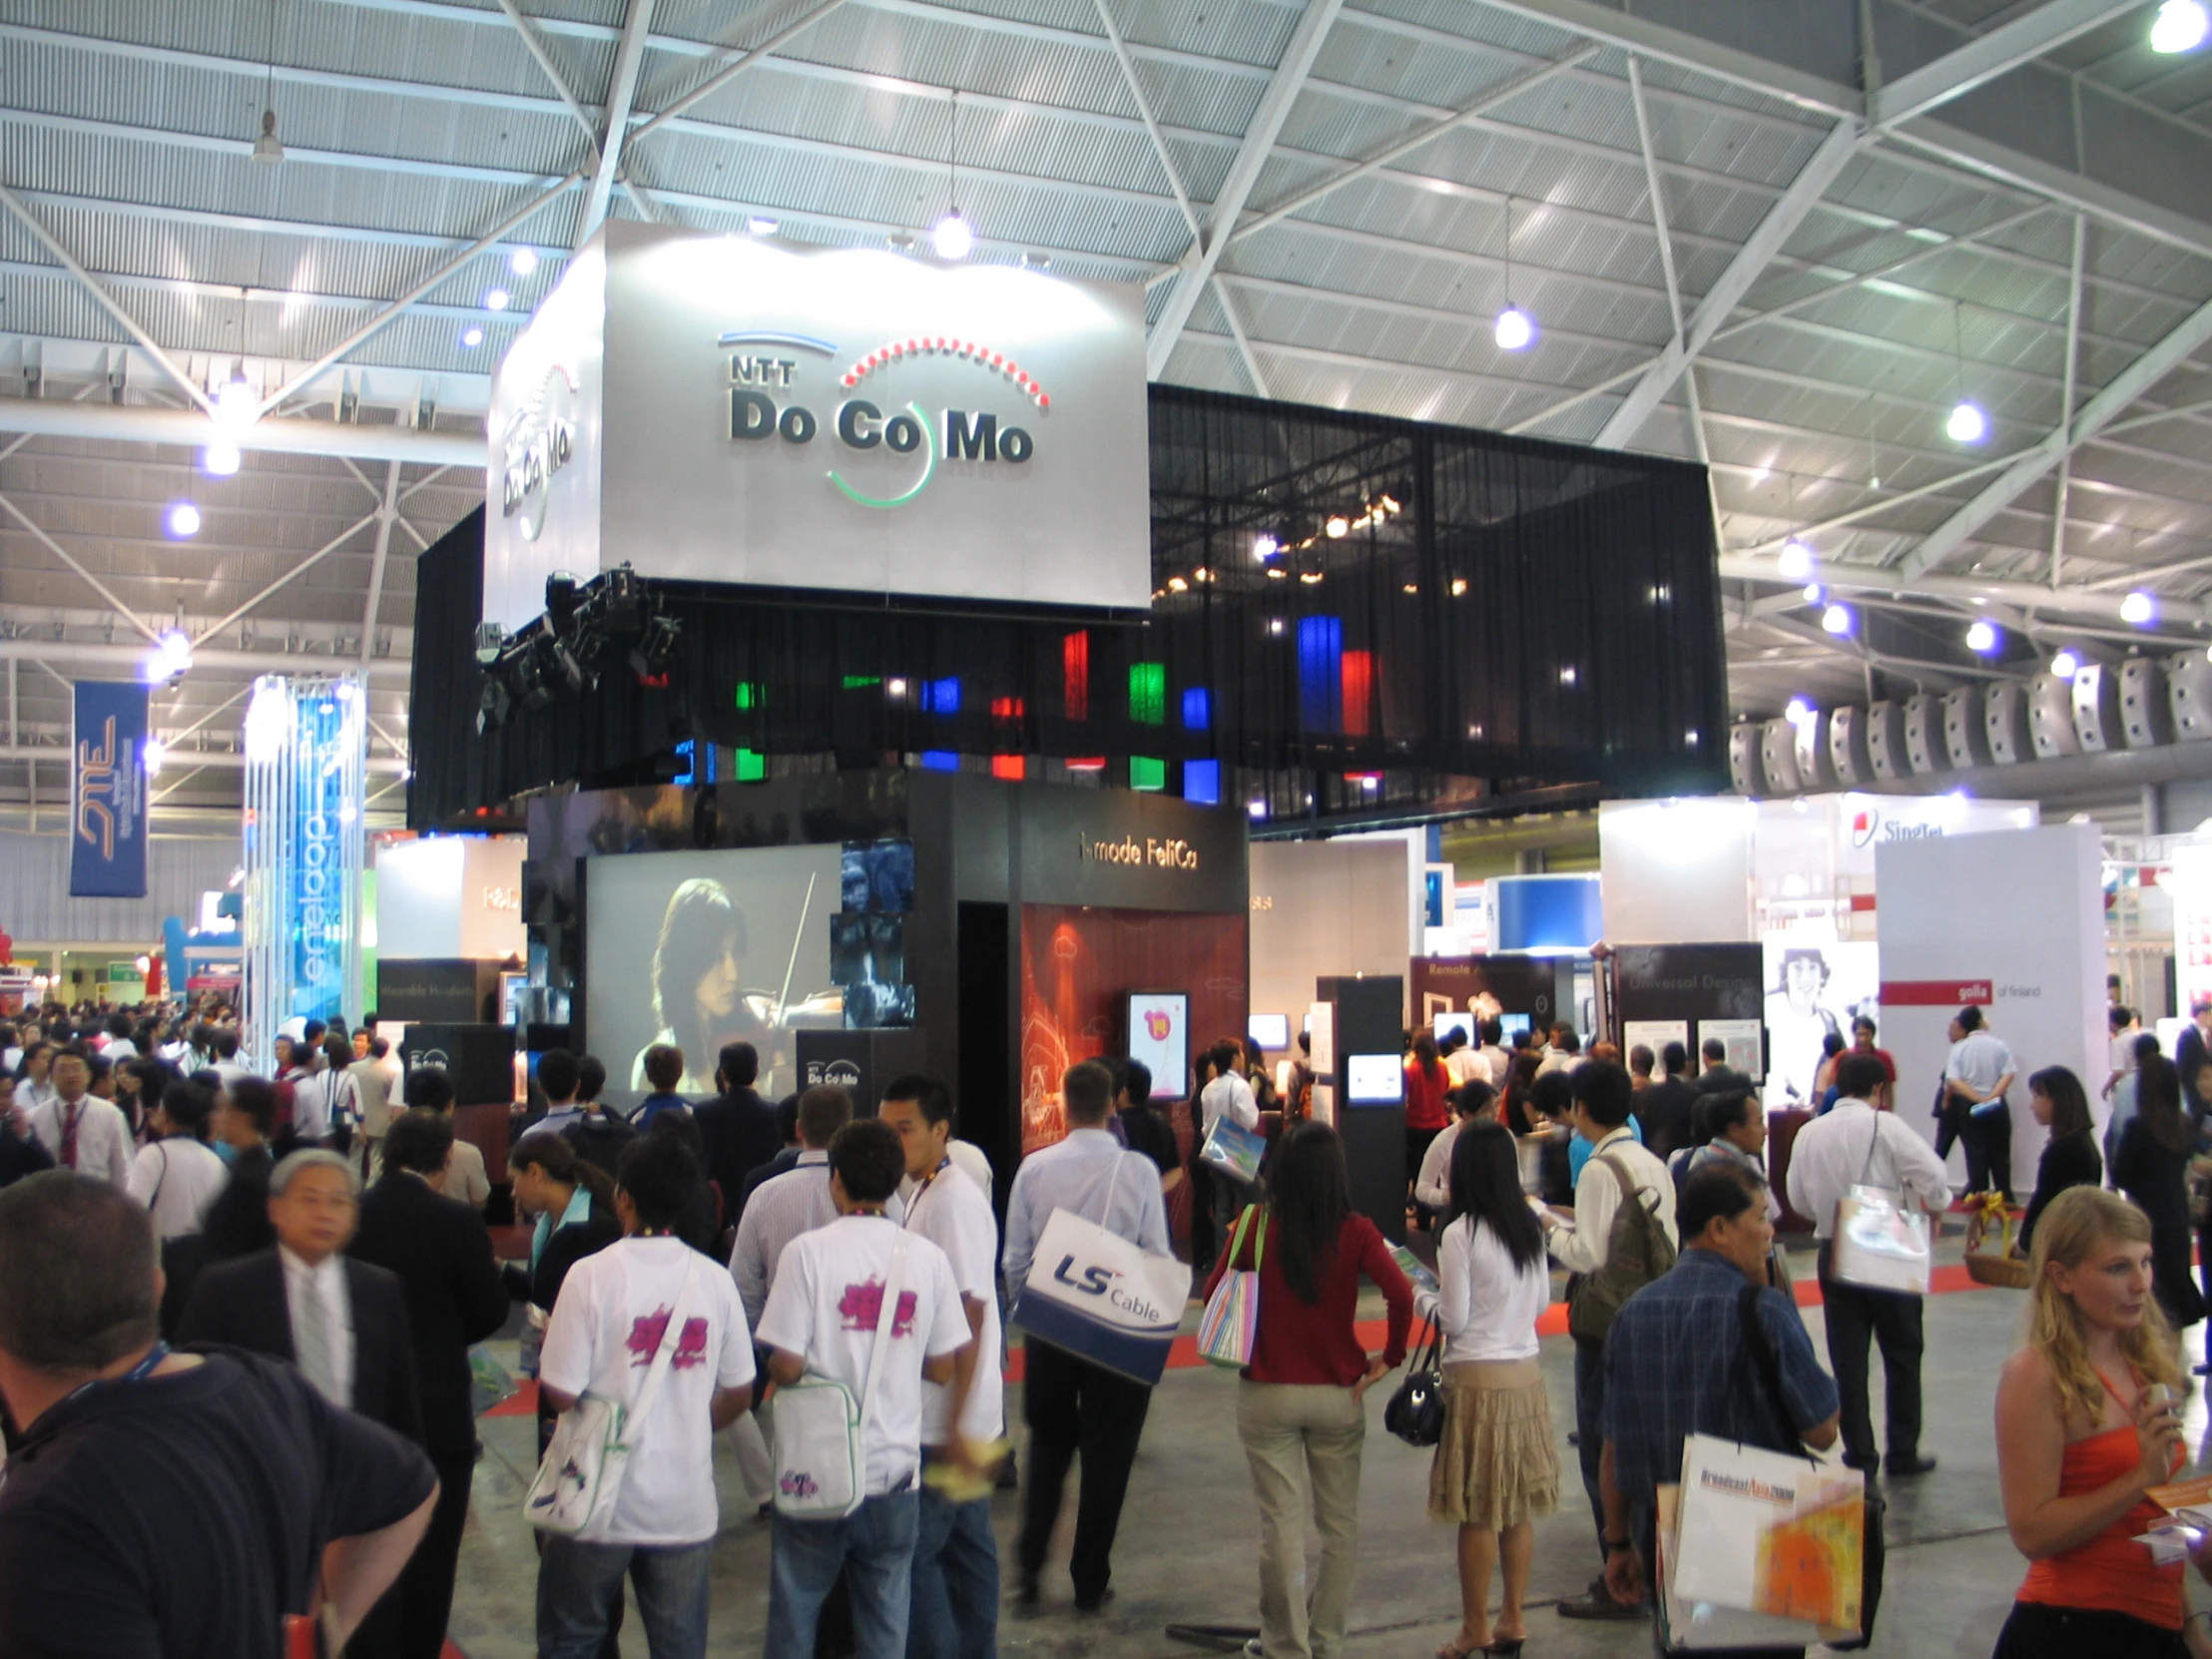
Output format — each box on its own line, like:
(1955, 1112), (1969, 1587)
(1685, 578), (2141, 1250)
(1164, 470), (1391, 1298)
(1345, 1052), (1403, 1104)
(1430, 1011), (1478, 1045)
(584, 843), (843, 1108)
(1497, 1013), (1533, 1039)
(1127, 991), (1189, 1099)
(1248, 1012), (1291, 1051)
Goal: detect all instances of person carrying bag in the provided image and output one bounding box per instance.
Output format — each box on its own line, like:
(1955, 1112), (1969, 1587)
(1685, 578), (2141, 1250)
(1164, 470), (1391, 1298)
(772, 1237), (907, 1517)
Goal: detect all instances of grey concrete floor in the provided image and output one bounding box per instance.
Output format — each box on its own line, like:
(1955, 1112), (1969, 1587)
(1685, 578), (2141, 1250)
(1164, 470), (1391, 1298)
(448, 1238), (2212, 1658)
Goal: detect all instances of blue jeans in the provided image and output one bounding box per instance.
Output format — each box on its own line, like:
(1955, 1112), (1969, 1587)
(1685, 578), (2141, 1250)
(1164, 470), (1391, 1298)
(909, 1462), (999, 1659)
(768, 1489), (920, 1659)
(1573, 1338), (1606, 1564)
(536, 1534), (712, 1659)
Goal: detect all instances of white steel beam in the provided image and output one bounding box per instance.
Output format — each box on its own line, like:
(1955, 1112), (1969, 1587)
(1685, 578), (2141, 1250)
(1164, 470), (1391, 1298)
(622, 0), (856, 149)
(1897, 289), (2212, 580)
(0, 640), (411, 682)
(1872, 0), (2140, 129)
(359, 463), (402, 673)
(1594, 117), (1860, 448)
(1146, 0), (1348, 380)
(190, 513), (384, 647)
(494, 0), (602, 153)
(580, 0), (660, 243)
(0, 397), (482, 466)
(1715, 550), (2212, 627)
(0, 746), (409, 775)
(0, 493), (158, 640)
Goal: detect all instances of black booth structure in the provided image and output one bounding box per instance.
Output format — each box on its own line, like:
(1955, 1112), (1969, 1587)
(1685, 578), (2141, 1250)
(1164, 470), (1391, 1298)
(411, 386), (1728, 834)
(520, 769), (1249, 1208)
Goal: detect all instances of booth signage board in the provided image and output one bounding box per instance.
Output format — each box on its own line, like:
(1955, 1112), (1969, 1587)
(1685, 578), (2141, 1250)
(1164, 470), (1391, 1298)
(2169, 840), (2212, 1019)
(1412, 955), (1569, 1033)
(1753, 794), (2036, 941)
(69, 681), (150, 898)
(377, 959), (497, 1024)
(484, 222), (1151, 631)
(400, 1022), (517, 1108)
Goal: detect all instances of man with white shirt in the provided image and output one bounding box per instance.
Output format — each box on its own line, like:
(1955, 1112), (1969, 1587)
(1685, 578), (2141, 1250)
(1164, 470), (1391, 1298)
(1473, 1018), (1510, 1089)
(878, 1074), (1002, 1659)
(1440, 1026), (1483, 1089)
(1538, 1059), (1677, 1623)
(1786, 1052), (1951, 1480)
(349, 1037), (397, 1178)
(530, 1049), (586, 1140)
(1005, 1062), (1172, 1613)
(537, 1134), (757, 1659)
(128, 1079), (229, 1239)
(27, 1051), (134, 1191)
(730, 1086), (853, 1331)
(1413, 1080), (1494, 1214)
(758, 1117), (970, 1659)
(15, 1041), (57, 1115)
(1193, 1039), (1260, 1275)
(209, 1028), (255, 1093)
(1941, 1004), (2017, 1203)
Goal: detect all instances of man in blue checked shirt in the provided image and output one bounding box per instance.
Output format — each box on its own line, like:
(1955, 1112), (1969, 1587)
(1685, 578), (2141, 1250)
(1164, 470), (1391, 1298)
(1596, 1163), (1842, 1654)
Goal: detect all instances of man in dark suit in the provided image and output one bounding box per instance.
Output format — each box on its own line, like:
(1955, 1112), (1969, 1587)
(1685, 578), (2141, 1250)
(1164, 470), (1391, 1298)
(348, 1109), (509, 1659)
(177, 1148), (424, 1659)
(692, 1041), (784, 1227)
(162, 1075), (281, 1337)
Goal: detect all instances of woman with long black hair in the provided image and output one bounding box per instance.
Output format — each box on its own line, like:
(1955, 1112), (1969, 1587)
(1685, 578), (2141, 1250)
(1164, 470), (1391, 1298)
(1430, 1120), (1557, 1659)
(2112, 1053), (2204, 1341)
(2019, 1065), (2102, 1259)
(631, 877), (792, 1098)
(1202, 1122), (1413, 1659)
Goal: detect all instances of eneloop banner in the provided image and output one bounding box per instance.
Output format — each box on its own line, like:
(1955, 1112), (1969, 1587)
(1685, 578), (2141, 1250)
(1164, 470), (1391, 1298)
(70, 681), (150, 897)
(483, 221), (1151, 630)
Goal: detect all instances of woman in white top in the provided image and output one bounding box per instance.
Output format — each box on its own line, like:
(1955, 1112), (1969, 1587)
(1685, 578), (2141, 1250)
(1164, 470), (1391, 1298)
(1429, 1119), (1557, 1659)
(127, 1079), (230, 1240)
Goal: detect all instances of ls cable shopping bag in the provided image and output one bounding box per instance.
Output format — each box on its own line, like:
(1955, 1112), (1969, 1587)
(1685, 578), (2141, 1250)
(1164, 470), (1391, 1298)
(1009, 1157), (1188, 1385)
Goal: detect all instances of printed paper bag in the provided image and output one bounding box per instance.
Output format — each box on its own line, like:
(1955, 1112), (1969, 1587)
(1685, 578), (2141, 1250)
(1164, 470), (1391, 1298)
(1009, 1207), (1188, 1385)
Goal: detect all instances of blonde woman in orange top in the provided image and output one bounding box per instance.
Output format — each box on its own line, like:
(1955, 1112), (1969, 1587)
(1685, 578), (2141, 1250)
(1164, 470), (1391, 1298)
(1991, 1186), (2199, 1657)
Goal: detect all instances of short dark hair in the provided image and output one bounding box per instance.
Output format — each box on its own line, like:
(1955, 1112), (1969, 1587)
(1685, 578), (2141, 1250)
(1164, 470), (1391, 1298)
(107, 1012), (133, 1039)
(214, 1029), (240, 1059)
(301, 1019), (327, 1044)
(1955, 1005), (1984, 1033)
(160, 1079), (215, 1137)
(1453, 1078), (1496, 1117)
(537, 1048), (581, 1102)
(381, 1108), (454, 1175)
(1118, 1058), (1153, 1105)
(1478, 1018), (1501, 1045)
(2136, 1031), (2162, 1063)
(616, 1134), (699, 1230)
(1701, 1037), (1726, 1063)
(1528, 1067), (1576, 1122)
(228, 1076), (277, 1137)
(1695, 1088), (1757, 1142)
(798, 1085), (853, 1149)
(1679, 1162), (1765, 1240)
(0, 1174), (158, 1372)
(1571, 1060), (1634, 1129)
(1661, 1041), (1688, 1075)
(577, 1054), (607, 1101)
(1628, 1044), (1654, 1077)
(1207, 1039), (1242, 1079)
(1552, 1025), (1579, 1053)
(1064, 1061), (1114, 1125)
(643, 1044), (685, 1092)
(829, 1117), (905, 1204)
(404, 1066), (455, 1113)
(880, 1073), (954, 1129)
(1834, 1053), (1889, 1100)
(718, 1042), (759, 1089)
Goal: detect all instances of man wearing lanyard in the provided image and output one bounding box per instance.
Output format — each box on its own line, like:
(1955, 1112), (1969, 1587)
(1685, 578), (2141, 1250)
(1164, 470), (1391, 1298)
(27, 1050), (134, 1191)
(879, 1075), (1003, 1659)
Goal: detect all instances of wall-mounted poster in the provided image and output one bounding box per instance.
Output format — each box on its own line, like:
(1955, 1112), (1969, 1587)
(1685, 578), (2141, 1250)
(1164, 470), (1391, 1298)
(1698, 1018), (1765, 1083)
(1761, 940), (1881, 1109)
(1127, 991), (1189, 1103)
(1622, 1020), (1690, 1063)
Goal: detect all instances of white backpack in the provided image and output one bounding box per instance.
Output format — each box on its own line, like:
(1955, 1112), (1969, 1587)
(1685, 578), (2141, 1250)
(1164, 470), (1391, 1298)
(771, 1236), (909, 1519)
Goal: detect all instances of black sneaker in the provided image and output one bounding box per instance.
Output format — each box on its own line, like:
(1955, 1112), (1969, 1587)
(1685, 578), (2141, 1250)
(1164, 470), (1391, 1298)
(1885, 1453), (1936, 1478)
(1557, 1578), (1646, 1621)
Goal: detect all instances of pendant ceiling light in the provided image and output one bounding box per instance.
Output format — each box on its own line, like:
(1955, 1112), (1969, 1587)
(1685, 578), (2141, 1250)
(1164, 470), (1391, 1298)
(931, 92), (972, 261)
(1494, 197), (1534, 351)
(1945, 299), (1986, 444)
(2152, 0), (2209, 53)
(250, 1), (283, 164)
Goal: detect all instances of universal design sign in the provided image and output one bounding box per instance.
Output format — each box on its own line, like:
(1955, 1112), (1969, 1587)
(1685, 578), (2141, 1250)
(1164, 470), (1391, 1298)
(483, 222), (1150, 631)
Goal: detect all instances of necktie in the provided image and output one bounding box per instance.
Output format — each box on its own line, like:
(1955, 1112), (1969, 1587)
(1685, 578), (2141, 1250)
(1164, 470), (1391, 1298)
(292, 1270), (345, 1407)
(58, 1103), (79, 1169)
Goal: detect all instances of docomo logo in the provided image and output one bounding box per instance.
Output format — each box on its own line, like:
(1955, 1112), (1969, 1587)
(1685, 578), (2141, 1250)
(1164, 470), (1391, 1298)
(721, 328), (1042, 510)
(500, 364), (581, 542)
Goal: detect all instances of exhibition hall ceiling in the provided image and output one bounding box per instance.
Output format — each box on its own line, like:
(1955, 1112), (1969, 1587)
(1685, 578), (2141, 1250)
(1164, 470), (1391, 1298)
(4, 0), (2212, 823)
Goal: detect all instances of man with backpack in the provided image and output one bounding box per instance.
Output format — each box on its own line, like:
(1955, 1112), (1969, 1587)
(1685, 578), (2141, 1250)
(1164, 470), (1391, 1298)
(1539, 1059), (1678, 1623)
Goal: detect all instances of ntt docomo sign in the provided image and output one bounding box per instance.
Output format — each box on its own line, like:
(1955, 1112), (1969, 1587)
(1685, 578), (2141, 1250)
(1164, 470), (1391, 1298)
(483, 222), (1149, 632)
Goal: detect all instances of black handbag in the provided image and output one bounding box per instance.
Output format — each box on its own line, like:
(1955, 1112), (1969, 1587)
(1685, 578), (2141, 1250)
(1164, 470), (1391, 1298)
(1383, 1318), (1446, 1448)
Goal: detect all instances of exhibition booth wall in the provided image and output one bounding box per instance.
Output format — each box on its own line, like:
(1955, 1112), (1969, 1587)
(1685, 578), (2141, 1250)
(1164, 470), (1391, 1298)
(1248, 838), (1414, 1035)
(522, 768), (1247, 1199)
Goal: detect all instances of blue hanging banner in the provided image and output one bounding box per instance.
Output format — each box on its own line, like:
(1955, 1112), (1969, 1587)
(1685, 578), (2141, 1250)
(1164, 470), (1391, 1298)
(70, 681), (151, 897)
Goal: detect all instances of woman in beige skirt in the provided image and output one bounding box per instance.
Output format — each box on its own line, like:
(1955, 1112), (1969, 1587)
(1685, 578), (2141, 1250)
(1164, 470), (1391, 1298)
(1429, 1120), (1558, 1659)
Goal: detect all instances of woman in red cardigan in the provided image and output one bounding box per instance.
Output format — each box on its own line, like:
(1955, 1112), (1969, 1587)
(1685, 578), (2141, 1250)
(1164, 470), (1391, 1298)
(1203, 1122), (1414, 1659)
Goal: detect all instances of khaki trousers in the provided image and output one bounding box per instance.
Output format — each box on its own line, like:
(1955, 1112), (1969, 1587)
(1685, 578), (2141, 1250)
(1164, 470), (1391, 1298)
(1236, 1380), (1368, 1659)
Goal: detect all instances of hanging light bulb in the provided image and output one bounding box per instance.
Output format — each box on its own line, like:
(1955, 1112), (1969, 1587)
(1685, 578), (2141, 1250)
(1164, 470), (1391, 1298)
(1785, 697), (1814, 726)
(2152, 0), (2209, 52)
(201, 440), (242, 477)
(214, 375), (259, 431)
(251, 106), (283, 165)
(165, 502), (202, 539)
(2121, 590), (2156, 626)
(1494, 305), (1534, 351)
(1821, 603), (1854, 636)
(1946, 399), (1988, 444)
(508, 247), (539, 277)
(142, 738), (168, 776)
(930, 208), (973, 261)
(1803, 583), (1824, 604)
(1777, 536), (1814, 581)
(2050, 649), (2080, 679)
(1964, 619), (1998, 654)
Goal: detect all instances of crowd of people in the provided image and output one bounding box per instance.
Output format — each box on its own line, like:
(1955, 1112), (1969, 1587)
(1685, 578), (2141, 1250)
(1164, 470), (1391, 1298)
(8, 989), (2212, 1658)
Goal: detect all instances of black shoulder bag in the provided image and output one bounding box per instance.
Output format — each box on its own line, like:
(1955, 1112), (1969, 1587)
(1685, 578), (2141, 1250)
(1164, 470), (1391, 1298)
(1736, 1282), (1885, 1651)
(1383, 1318), (1446, 1448)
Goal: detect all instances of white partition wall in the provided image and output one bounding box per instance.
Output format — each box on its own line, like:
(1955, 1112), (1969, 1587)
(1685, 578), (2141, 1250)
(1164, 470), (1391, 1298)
(1249, 840), (1412, 1036)
(1598, 799), (1757, 943)
(1874, 824), (2106, 1179)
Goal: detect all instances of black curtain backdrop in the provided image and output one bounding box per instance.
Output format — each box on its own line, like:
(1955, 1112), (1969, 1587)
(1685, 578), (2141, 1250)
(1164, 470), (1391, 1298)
(411, 386), (1727, 829)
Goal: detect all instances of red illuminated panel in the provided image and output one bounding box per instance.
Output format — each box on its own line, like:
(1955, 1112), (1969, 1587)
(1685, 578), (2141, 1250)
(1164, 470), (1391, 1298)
(991, 755), (1026, 780)
(990, 697), (1026, 721)
(1341, 650), (1374, 738)
(1063, 631), (1090, 721)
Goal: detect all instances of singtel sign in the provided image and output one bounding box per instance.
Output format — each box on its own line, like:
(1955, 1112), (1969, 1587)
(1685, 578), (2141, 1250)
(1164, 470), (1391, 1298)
(483, 223), (1149, 631)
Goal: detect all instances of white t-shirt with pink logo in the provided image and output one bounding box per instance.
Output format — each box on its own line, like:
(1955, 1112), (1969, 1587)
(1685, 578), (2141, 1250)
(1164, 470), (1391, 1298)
(758, 1213), (968, 1495)
(539, 1235), (756, 1545)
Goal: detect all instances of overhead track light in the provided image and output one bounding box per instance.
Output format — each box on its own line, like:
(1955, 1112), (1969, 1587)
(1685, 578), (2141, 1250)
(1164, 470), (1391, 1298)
(1777, 536), (1814, 582)
(2152, 0), (2209, 52)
